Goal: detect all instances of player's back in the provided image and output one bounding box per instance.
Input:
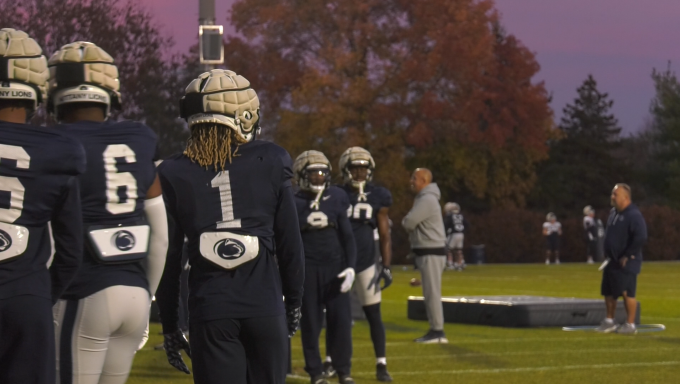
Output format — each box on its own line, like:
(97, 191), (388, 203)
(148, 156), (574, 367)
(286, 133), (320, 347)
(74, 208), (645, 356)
(0, 121), (85, 299)
(58, 120), (158, 299)
(158, 139), (294, 320)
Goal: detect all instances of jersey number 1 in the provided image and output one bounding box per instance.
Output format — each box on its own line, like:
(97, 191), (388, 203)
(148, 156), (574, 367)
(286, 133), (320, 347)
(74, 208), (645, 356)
(104, 144), (138, 215)
(211, 171), (241, 229)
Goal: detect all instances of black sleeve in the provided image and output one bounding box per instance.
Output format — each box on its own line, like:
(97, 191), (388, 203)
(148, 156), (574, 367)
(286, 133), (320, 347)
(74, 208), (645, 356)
(274, 182), (305, 309)
(155, 173), (185, 334)
(621, 212), (648, 258)
(49, 176), (83, 303)
(464, 217), (470, 232)
(337, 213), (357, 270)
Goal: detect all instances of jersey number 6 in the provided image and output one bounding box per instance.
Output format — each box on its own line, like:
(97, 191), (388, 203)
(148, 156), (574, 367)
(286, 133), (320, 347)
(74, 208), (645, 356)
(0, 144), (30, 223)
(104, 144), (139, 215)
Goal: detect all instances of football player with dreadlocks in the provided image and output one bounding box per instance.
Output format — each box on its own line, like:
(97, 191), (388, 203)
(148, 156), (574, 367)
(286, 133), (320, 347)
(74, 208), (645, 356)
(155, 69), (304, 384)
(324, 147), (393, 382)
(293, 151), (357, 384)
(0, 29), (85, 384)
(48, 42), (168, 384)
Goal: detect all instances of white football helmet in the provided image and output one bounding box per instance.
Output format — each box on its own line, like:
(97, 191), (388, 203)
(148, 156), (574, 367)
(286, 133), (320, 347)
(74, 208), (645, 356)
(445, 202), (460, 214)
(583, 205), (594, 216)
(294, 150), (332, 193)
(546, 212), (556, 221)
(180, 69), (260, 142)
(0, 28), (48, 112)
(339, 147), (375, 187)
(47, 41), (121, 119)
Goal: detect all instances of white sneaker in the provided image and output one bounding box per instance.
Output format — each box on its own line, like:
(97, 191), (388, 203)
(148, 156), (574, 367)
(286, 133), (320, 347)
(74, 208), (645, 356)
(587, 258), (594, 264)
(555, 259), (561, 265)
(617, 323), (638, 335)
(545, 259), (550, 265)
(595, 319), (618, 333)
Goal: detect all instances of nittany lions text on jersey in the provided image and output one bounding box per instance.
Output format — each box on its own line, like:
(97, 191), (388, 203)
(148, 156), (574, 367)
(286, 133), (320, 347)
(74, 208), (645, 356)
(444, 213), (468, 235)
(0, 121), (85, 302)
(156, 140), (304, 331)
(295, 186), (357, 268)
(58, 121), (158, 300)
(341, 183), (391, 273)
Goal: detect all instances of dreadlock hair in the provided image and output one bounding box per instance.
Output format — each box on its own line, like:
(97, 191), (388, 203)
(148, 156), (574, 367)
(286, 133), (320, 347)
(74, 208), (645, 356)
(184, 123), (248, 171)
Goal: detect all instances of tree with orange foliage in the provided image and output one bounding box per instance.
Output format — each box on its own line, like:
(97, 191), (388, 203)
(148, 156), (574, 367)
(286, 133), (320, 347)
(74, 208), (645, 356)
(225, 0), (554, 255)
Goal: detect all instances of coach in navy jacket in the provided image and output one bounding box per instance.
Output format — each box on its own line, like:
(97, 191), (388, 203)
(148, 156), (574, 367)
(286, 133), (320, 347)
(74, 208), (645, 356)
(598, 183), (647, 334)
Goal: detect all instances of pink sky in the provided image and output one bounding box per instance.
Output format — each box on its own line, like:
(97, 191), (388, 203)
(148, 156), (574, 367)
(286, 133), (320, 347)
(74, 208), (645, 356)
(143, 0), (680, 134)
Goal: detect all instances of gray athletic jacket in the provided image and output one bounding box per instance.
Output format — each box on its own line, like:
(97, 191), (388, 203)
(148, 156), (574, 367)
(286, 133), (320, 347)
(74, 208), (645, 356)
(402, 183), (446, 255)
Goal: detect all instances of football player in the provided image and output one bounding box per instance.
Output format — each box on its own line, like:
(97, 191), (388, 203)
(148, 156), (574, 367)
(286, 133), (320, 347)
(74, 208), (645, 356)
(155, 69), (304, 384)
(293, 151), (357, 384)
(583, 205), (597, 264)
(48, 42), (168, 384)
(443, 202), (469, 271)
(325, 147), (393, 382)
(543, 212), (562, 264)
(0, 29), (85, 384)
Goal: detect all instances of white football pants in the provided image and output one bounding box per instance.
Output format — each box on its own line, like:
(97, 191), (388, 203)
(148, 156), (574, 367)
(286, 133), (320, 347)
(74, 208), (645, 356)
(54, 285), (150, 384)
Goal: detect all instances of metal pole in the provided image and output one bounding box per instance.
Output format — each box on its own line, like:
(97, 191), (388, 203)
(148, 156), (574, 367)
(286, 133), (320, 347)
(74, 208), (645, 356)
(199, 0), (216, 71)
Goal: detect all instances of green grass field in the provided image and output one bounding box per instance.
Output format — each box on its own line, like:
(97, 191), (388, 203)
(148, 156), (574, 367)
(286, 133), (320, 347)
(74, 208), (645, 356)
(129, 262), (680, 384)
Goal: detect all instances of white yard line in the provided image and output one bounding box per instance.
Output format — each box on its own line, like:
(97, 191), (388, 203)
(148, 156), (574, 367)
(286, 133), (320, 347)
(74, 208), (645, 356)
(290, 346), (674, 364)
(290, 334), (663, 349)
(351, 360), (680, 376)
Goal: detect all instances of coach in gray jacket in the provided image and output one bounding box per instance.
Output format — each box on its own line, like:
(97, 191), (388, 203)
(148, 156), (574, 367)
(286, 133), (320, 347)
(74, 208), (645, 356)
(402, 168), (448, 344)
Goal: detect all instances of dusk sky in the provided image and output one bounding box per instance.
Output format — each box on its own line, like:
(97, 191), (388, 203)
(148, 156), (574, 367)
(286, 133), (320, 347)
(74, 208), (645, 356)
(143, 0), (680, 134)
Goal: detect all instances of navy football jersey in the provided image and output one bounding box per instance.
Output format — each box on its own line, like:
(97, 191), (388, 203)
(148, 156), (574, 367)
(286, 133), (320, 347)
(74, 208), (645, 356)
(444, 213), (468, 235)
(156, 140), (304, 332)
(294, 186), (356, 268)
(341, 183), (392, 273)
(58, 120), (158, 300)
(0, 121), (85, 302)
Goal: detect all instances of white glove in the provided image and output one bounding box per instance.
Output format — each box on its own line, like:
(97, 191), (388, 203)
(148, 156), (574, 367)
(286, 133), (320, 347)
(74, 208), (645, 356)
(337, 268), (355, 293)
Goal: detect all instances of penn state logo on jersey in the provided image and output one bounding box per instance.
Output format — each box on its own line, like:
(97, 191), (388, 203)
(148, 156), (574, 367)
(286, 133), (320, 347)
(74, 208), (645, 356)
(213, 238), (247, 260)
(112, 230), (136, 251)
(0, 229), (12, 252)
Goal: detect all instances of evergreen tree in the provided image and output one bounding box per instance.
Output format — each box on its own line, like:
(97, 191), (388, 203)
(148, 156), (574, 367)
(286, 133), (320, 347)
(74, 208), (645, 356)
(648, 64), (680, 207)
(531, 75), (626, 213)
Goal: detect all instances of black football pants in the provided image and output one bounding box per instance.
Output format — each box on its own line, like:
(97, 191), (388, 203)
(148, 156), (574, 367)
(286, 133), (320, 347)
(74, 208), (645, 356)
(301, 264), (352, 377)
(0, 295), (55, 384)
(190, 315), (288, 384)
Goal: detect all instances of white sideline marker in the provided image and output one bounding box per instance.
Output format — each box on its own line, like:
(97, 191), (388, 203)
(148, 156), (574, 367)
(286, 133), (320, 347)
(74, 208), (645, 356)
(562, 324), (666, 333)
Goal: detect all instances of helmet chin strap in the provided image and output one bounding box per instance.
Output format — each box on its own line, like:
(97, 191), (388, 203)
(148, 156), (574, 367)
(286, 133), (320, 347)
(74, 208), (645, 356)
(310, 187), (324, 210)
(354, 181), (368, 202)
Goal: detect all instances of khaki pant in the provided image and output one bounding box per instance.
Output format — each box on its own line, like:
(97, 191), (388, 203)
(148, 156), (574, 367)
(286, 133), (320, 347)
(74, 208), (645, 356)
(415, 255), (446, 331)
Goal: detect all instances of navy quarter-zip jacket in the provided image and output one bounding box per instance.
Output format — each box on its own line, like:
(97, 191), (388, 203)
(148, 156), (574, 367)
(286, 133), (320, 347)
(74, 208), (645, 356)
(604, 204), (647, 274)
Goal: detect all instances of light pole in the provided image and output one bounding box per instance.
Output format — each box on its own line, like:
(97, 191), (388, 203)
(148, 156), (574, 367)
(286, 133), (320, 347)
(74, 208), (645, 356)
(199, 0), (223, 71)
